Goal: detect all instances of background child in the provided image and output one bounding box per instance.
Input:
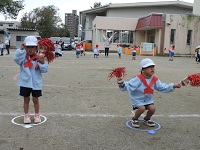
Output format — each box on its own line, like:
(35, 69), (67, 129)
(54, 41), (63, 57)
(76, 43), (81, 58)
(169, 45), (175, 61)
(132, 45), (137, 60)
(117, 58), (180, 128)
(13, 36), (48, 124)
(80, 42), (85, 56)
(117, 44), (122, 59)
(93, 44), (99, 58)
(195, 47), (200, 63)
(0, 40), (3, 56)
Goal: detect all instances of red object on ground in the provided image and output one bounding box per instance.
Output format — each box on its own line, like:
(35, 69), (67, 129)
(108, 67), (126, 80)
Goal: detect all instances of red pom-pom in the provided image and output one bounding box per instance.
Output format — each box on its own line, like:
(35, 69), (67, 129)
(37, 38), (55, 63)
(108, 67), (126, 80)
(38, 38), (54, 51)
(187, 73), (200, 87)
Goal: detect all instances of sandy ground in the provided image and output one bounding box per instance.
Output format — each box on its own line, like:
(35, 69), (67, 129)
(0, 49), (200, 150)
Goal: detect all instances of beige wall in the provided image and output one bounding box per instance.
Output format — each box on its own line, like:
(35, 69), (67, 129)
(155, 29), (162, 54)
(193, 0), (200, 16)
(164, 14), (200, 55)
(94, 16), (137, 30)
(4, 30), (39, 49)
(86, 13), (200, 55)
(92, 16), (138, 50)
(107, 6), (192, 18)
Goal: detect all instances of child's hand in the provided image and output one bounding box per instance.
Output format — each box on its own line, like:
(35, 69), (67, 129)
(37, 56), (45, 64)
(117, 78), (124, 87)
(20, 42), (25, 50)
(174, 84), (181, 88)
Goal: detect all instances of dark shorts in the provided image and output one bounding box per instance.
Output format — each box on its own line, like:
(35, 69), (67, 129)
(170, 51), (174, 57)
(19, 86), (42, 97)
(132, 52), (136, 56)
(133, 103), (154, 110)
(76, 51), (80, 55)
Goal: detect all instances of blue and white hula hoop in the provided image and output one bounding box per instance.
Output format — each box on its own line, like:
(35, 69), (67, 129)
(126, 120), (161, 134)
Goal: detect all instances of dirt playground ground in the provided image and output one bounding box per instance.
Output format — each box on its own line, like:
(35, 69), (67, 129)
(0, 49), (200, 150)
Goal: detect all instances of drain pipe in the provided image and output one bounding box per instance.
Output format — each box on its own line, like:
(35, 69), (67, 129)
(160, 14), (166, 56)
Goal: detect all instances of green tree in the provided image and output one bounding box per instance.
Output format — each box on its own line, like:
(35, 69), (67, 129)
(53, 23), (70, 37)
(0, 0), (25, 19)
(20, 5), (69, 38)
(91, 2), (102, 8)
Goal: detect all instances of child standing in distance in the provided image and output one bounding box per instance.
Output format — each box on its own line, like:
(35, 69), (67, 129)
(117, 58), (180, 128)
(132, 45), (137, 60)
(169, 45), (175, 61)
(80, 43), (85, 56)
(76, 43), (81, 58)
(54, 41), (63, 57)
(117, 44), (122, 59)
(13, 36), (48, 124)
(93, 44), (99, 58)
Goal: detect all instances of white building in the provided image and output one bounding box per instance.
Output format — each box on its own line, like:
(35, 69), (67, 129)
(79, 1), (200, 55)
(0, 21), (40, 49)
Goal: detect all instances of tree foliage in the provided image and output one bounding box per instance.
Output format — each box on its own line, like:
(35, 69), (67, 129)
(20, 5), (69, 38)
(91, 2), (102, 9)
(0, 0), (25, 19)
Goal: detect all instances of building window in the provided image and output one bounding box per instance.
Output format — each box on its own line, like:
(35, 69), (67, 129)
(147, 30), (155, 43)
(98, 30), (133, 44)
(186, 30), (192, 45)
(120, 30), (133, 44)
(170, 29), (176, 45)
(16, 36), (26, 42)
(9, 24), (13, 27)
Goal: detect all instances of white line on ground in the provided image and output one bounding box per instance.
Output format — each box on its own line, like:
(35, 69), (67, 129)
(43, 84), (117, 89)
(1, 112), (200, 118)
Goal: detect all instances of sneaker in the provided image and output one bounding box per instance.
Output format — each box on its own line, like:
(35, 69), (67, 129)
(131, 120), (140, 128)
(143, 119), (155, 127)
(24, 114), (31, 124)
(34, 114), (41, 123)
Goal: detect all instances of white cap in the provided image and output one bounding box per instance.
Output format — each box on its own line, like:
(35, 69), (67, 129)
(24, 36), (38, 46)
(140, 58), (155, 70)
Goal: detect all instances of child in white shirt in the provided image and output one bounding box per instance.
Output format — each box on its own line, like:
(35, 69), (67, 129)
(117, 44), (122, 59)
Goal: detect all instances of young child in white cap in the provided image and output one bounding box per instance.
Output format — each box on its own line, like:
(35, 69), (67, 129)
(117, 58), (180, 128)
(13, 36), (48, 124)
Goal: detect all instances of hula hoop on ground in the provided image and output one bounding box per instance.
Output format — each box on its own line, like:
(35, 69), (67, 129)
(126, 120), (161, 134)
(11, 114), (47, 128)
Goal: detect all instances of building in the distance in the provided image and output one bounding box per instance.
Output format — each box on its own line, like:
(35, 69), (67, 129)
(65, 10), (79, 39)
(0, 21), (40, 49)
(79, 1), (200, 55)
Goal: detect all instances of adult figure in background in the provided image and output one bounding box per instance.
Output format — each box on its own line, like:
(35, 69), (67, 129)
(195, 46), (200, 63)
(102, 30), (117, 57)
(59, 39), (64, 51)
(0, 40), (3, 56)
(4, 30), (11, 55)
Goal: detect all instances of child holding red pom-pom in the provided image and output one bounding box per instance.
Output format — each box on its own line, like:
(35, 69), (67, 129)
(14, 36), (49, 124)
(109, 58), (180, 128)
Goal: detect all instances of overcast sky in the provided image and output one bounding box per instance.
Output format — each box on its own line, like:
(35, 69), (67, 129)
(0, 0), (194, 23)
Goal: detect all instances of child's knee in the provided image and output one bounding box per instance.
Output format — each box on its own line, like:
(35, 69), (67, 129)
(137, 106), (146, 112)
(148, 105), (156, 112)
